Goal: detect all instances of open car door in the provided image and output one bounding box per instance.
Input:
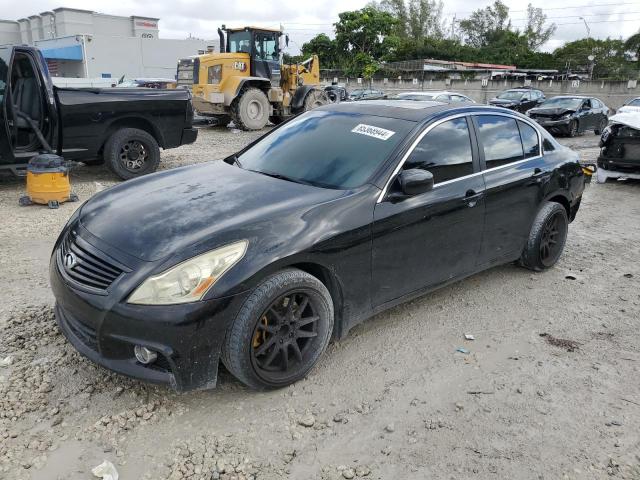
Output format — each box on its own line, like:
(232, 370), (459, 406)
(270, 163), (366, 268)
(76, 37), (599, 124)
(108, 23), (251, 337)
(0, 46), (15, 167)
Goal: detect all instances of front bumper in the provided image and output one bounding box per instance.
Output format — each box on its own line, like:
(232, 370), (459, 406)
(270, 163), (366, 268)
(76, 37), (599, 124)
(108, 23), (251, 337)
(597, 156), (640, 173)
(181, 127), (198, 145)
(531, 117), (571, 130)
(50, 251), (248, 392)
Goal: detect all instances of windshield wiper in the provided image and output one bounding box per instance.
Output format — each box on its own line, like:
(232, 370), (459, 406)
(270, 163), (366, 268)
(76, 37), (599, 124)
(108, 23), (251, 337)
(250, 170), (301, 184)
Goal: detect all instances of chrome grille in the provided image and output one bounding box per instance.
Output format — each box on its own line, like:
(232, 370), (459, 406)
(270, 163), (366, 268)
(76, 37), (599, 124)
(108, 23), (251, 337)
(58, 233), (124, 291)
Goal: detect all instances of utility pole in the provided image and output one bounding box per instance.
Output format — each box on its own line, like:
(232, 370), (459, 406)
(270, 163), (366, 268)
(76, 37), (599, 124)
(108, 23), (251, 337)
(579, 17), (591, 38)
(451, 15), (456, 40)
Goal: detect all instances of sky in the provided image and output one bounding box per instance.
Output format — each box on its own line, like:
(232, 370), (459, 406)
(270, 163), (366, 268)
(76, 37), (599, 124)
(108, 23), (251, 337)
(1, 0), (639, 54)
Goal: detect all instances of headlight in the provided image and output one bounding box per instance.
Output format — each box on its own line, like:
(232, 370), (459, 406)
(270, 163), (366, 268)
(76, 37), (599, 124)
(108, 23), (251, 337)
(128, 240), (247, 305)
(207, 64), (222, 84)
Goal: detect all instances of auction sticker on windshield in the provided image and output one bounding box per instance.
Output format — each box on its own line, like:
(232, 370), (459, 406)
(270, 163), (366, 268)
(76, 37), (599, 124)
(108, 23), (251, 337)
(351, 124), (396, 141)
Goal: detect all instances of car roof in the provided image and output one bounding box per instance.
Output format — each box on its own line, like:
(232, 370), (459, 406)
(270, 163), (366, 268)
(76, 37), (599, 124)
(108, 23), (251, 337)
(317, 101), (512, 122)
(547, 95), (592, 99)
(397, 91), (467, 96)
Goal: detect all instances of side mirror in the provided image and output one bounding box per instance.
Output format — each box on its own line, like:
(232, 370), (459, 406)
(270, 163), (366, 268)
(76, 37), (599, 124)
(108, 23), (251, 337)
(397, 169), (434, 197)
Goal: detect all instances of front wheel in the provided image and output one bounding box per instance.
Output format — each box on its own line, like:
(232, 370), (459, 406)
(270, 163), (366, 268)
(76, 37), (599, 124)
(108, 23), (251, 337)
(303, 89), (329, 111)
(222, 269), (334, 389)
(231, 88), (270, 131)
(103, 128), (160, 180)
(520, 202), (569, 271)
(567, 120), (578, 137)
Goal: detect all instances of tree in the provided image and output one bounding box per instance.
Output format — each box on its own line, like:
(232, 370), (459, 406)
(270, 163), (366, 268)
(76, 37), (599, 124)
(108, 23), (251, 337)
(458, 0), (510, 48)
(333, 6), (398, 76)
(553, 38), (635, 79)
(524, 4), (556, 51)
(625, 31), (640, 60)
(300, 34), (339, 68)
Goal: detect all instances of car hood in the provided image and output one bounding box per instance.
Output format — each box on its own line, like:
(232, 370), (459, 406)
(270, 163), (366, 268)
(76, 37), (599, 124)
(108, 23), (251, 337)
(489, 98), (517, 106)
(79, 162), (348, 261)
(528, 107), (575, 116)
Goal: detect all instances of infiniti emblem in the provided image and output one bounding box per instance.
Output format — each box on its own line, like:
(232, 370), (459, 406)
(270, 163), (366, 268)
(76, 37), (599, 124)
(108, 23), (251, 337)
(64, 252), (77, 270)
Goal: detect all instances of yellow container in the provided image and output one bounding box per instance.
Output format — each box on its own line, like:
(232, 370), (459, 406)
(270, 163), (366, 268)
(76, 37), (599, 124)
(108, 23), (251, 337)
(20, 154), (78, 209)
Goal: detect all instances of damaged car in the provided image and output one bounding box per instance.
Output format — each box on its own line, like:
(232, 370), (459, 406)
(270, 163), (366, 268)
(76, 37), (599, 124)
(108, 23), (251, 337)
(617, 97), (640, 114)
(51, 101), (588, 392)
(527, 96), (609, 137)
(488, 87), (544, 113)
(596, 112), (640, 183)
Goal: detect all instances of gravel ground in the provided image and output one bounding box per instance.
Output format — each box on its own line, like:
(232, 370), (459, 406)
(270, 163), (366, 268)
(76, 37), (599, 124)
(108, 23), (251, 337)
(0, 126), (639, 480)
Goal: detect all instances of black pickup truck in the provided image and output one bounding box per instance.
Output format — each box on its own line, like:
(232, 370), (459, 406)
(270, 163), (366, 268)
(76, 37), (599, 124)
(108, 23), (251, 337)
(0, 46), (197, 179)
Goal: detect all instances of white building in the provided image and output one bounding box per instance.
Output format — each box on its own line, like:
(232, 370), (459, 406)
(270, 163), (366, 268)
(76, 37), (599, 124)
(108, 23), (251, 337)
(0, 7), (218, 80)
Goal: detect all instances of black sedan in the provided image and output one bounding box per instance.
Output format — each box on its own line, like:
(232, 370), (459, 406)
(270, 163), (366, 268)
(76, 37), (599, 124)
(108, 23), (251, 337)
(488, 87), (545, 113)
(349, 88), (386, 101)
(527, 96), (609, 137)
(51, 101), (587, 391)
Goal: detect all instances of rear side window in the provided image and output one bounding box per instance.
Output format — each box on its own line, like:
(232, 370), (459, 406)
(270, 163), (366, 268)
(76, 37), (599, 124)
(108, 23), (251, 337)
(475, 115), (524, 169)
(404, 117), (474, 184)
(518, 121), (540, 158)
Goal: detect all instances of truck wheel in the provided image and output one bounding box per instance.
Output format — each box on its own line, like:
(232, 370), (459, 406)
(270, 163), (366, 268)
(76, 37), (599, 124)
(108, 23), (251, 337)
(231, 88), (270, 131)
(519, 201), (569, 271)
(104, 128), (160, 180)
(303, 89), (329, 111)
(221, 268), (334, 390)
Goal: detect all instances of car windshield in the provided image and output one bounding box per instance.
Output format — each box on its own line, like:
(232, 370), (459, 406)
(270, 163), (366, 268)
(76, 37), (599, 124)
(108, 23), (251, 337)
(541, 97), (583, 109)
(498, 91), (524, 100)
(627, 98), (640, 106)
(236, 110), (415, 189)
(117, 80), (140, 88)
(350, 89), (364, 95)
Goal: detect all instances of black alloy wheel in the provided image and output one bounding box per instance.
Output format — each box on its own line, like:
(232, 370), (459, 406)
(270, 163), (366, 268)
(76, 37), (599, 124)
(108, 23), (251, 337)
(539, 212), (565, 267)
(120, 140), (149, 172)
(568, 119), (578, 137)
(251, 291), (321, 383)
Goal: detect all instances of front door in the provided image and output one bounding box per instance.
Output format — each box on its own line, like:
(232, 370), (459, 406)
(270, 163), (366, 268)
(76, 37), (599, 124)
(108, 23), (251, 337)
(372, 116), (486, 306)
(474, 114), (547, 265)
(252, 32), (280, 86)
(0, 47), (15, 165)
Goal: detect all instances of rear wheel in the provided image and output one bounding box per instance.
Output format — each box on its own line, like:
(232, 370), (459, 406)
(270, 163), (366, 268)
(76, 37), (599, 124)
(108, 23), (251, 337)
(520, 202), (569, 271)
(222, 269), (333, 389)
(303, 89), (329, 111)
(594, 117), (607, 135)
(231, 88), (270, 131)
(103, 128), (160, 180)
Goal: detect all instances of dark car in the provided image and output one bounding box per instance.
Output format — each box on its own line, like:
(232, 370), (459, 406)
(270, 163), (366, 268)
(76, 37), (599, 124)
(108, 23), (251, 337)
(349, 88), (386, 101)
(489, 87), (545, 112)
(324, 85), (348, 102)
(51, 101), (587, 392)
(0, 45), (197, 180)
(527, 96), (609, 137)
(596, 114), (640, 183)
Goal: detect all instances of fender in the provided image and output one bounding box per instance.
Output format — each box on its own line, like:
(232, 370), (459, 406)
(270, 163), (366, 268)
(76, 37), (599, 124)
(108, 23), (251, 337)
(291, 85), (317, 112)
(227, 77), (271, 105)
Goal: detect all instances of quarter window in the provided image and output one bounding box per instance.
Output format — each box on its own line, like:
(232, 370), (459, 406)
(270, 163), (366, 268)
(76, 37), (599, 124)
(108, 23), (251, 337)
(518, 121), (540, 158)
(404, 117), (474, 184)
(475, 115), (524, 169)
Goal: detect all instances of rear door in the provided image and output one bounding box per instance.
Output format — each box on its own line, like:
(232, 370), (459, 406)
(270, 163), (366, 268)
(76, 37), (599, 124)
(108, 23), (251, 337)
(474, 113), (547, 266)
(371, 115), (485, 306)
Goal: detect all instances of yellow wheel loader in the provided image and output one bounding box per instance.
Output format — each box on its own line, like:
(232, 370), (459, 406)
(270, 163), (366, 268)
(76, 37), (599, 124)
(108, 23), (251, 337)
(189, 26), (329, 130)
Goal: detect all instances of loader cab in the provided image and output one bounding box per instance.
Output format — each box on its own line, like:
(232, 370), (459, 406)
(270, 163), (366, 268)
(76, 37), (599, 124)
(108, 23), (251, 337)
(0, 46), (57, 170)
(226, 27), (282, 86)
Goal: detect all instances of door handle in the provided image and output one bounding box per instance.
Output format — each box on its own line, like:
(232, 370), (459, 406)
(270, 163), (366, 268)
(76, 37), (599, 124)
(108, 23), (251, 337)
(463, 189), (484, 207)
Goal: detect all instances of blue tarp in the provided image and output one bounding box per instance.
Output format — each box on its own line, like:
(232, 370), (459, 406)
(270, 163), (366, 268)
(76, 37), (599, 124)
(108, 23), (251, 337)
(40, 45), (83, 61)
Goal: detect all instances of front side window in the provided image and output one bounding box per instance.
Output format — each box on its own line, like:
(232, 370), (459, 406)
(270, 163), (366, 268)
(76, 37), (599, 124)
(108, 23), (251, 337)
(404, 117), (474, 184)
(628, 98), (640, 106)
(237, 110), (415, 189)
(518, 121), (540, 158)
(475, 115), (524, 169)
(228, 31), (251, 54)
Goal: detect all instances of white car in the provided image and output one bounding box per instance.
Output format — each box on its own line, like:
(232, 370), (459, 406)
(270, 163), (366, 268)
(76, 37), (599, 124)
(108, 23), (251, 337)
(617, 97), (640, 113)
(394, 91), (475, 103)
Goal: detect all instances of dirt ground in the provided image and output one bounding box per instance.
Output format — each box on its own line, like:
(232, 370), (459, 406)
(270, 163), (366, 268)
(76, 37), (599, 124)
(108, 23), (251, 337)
(0, 127), (639, 480)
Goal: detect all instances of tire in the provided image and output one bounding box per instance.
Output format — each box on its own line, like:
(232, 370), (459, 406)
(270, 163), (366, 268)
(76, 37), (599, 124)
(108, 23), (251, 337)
(222, 268), (334, 390)
(520, 201), (569, 271)
(269, 116), (286, 126)
(103, 128), (160, 180)
(231, 88), (270, 131)
(567, 120), (578, 137)
(303, 89), (329, 111)
(594, 117), (607, 135)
